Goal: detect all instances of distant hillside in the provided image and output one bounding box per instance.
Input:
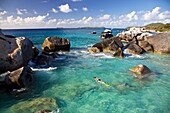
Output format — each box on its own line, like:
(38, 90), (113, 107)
(144, 23), (170, 32)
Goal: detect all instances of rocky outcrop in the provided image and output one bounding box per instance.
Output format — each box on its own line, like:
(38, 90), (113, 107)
(126, 43), (143, 54)
(88, 37), (124, 57)
(87, 47), (100, 54)
(42, 36), (70, 52)
(0, 66), (33, 91)
(35, 52), (59, 66)
(129, 64), (155, 79)
(138, 41), (153, 52)
(0, 31), (35, 73)
(100, 29), (113, 39)
(146, 32), (170, 54)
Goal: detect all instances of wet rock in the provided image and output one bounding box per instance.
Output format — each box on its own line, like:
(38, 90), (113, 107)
(5, 66), (33, 89)
(10, 98), (57, 113)
(126, 43), (143, 54)
(129, 64), (155, 79)
(0, 30), (35, 73)
(90, 37), (124, 57)
(146, 32), (170, 54)
(100, 29), (113, 39)
(35, 52), (59, 66)
(42, 36), (70, 52)
(32, 47), (39, 62)
(89, 31), (97, 34)
(87, 47), (100, 54)
(138, 41), (153, 52)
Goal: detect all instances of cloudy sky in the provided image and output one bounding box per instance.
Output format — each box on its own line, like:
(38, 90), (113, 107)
(0, 0), (170, 29)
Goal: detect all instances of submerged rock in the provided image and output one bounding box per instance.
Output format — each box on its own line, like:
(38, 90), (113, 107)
(0, 30), (35, 73)
(42, 36), (70, 52)
(146, 32), (170, 54)
(129, 64), (155, 79)
(10, 98), (57, 113)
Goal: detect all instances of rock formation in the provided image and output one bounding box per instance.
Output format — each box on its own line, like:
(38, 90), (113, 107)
(146, 32), (170, 54)
(0, 29), (36, 92)
(42, 36), (70, 52)
(88, 37), (124, 57)
(0, 30), (36, 73)
(129, 64), (155, 79)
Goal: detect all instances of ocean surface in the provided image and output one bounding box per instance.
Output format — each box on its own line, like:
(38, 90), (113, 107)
(0, 28), (170, 113)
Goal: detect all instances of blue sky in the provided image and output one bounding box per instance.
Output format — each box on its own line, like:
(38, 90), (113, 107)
(0, 0), (170, 28)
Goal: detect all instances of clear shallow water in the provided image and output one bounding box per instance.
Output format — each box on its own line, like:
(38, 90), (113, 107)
(0, 28), (170, 113)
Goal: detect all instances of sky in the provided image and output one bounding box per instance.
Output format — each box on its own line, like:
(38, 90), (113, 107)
(0, 0), (170, 29)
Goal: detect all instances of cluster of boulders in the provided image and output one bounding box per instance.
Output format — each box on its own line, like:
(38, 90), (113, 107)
(0, 30), (70, 92)
(0, 30), (38, 92)
(117, 29), (170, 54)
(88, 28), (170, 57)
(88, 28), (170, 80)
(88, 37), (124, 57)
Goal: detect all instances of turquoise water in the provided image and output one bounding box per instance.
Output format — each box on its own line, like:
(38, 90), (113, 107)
(0, 28), (170, 113)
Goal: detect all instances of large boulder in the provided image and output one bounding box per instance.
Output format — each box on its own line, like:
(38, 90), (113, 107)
(138, 40), (153, 52)
(4, 66), (33, 89)
(146, 32), (170, 54)
(35, 52), (59, 66)
(89, 37), (124, 57)
(129, 64), (155, 79)
(42, 36), (70, 52)
(0, 66), (33, 91)
(0, 30), (35, 73)
(126, 43), (143, 54)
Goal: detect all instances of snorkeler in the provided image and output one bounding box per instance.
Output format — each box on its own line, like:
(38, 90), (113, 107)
(93, 77), (109, 86)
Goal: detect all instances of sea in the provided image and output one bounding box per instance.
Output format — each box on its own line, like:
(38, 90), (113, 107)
(0, 28), (170, 113)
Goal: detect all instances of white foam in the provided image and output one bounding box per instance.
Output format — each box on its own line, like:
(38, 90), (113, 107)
(54, 56), (66, 60)
(31, 67), (57, 71)
(94, 53), (113, 59)
(123, 49), (145, 59)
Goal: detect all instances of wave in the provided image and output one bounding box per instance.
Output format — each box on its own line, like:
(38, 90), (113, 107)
(31, 67), (57, 71)
(94, 53), (113, 58)
(123, 49), (145, 59)
(54, 56), (67, 61)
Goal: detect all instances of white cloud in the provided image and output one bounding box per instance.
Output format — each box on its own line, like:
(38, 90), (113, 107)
(73, 8), (78, 11)
(58, 4), (72, 13)
(16, 9), (27, 15)
(33, 10), (37, 14)
(0, 10), (7, 15)
(99, 14), (111, 20)
(51, 8), (58, 13)
(119, 11), (138, 22)
(72, 0), (82, 2)
(142, 7), (160, 21)
(0, 13), (50, 28)
(1, 6), (170, 29)
(158, 11), (170, 20)
(82, 7), (88, 11)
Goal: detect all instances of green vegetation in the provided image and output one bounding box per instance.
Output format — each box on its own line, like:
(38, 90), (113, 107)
(144, 23), (170, 32)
